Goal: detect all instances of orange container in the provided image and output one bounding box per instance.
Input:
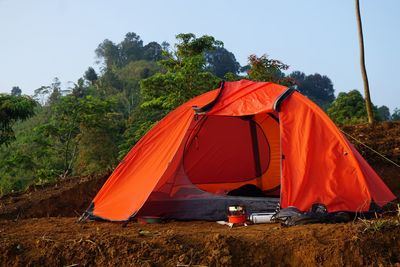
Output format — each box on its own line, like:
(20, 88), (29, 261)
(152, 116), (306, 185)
(228, 215), (247, 224)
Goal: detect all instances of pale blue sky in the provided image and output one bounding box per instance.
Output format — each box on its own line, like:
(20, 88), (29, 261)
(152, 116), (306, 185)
(0, 0), (399, 111)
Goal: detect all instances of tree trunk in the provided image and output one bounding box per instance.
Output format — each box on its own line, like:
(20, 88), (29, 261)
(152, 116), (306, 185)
(355, 0), (374, 124)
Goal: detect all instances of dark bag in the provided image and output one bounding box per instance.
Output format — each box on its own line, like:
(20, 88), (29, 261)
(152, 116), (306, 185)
(272, 204), (351, 226)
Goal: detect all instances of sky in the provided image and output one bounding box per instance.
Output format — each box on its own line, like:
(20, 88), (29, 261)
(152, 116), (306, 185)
(0, 0), (399, 111)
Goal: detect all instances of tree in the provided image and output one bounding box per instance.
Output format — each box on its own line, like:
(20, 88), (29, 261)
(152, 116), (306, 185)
(289, 71), (335, 109)
(0, 110), (62, 194)
(48, 78), (62, 105)
(392, 108), (400, 121)
(73, 96), (123, 175)
(377, 105), (391, 121)
(11, 86), (22, 96)
(355, 0), (374, 124)
(37, 94), (124, 177)
(175, 33), (223, 58)
(327, 90), (379, 125)
(289, 71), (306, 85)
(38, 95), (82, 176)
(140, 33), (221, 111)
(0, 94), (36, 145)
(205, 47), (241, 78)
(33, 78), (63, 106)
(71, 78), (89, 98)
(246, 54), (294, 86)
(95, 32), (163, 70)
(33, 86), (50, 106)
(97, 70), (123, 95)
(84, 67), (98, 85)
(143, 41), (163, 61)
(119, 32), (145, 65)
(115, 60), (160, 114)
(95, 39), (120, 69)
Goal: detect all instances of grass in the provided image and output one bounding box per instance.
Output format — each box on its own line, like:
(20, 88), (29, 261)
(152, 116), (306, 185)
(359, 204), (400, 233)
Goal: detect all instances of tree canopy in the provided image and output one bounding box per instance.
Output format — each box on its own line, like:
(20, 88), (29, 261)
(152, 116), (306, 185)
(140, 33), (221, 111)
(11, 86), (22, 96)
(205, 47), (241, 78)
(327, 90), (380, 125)
(377, 105), (391, 121)
(289, 71), (335, 109)
(95, 32), (164, 71)
(0, 94), (36, 145)
(392, 108), (400, 121)
(246, 54), (293, 86)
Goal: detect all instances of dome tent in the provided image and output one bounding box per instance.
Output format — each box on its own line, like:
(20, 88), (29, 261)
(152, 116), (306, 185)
(84, 80), (395, 222)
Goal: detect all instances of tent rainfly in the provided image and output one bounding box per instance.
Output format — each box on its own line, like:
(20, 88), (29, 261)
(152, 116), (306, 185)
(84, 80), (396, 222)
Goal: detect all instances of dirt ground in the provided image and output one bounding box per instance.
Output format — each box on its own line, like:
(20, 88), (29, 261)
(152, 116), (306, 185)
(0, 122), (400, 266)
(1, 217), (399, 267)
(342, 122), (400, 196)
(0, 174), (108, 220)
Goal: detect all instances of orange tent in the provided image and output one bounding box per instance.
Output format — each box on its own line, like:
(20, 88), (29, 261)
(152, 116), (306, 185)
(85, 80), (395, 221)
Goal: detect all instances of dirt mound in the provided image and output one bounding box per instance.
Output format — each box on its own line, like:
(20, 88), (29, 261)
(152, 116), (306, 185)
(0, 174), (108, 220)
(1, 218), (399, 266)
(341, 122), (400, 196)
(342, 121), (400, 164)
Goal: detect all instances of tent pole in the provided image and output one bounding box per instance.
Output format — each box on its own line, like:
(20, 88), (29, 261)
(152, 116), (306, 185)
(249, 120), (263, 188)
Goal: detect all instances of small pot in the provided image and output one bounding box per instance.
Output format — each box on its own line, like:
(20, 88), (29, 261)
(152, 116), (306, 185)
(228, 214), (247, 224)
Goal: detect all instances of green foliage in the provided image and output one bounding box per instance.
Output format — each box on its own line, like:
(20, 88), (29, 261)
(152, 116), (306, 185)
(246, 54), (294, 86)
(392, 108), (400, 121)
(11, 86), (22, 96)
(47, 78), (63, 105)
(140, 56), (219, 110)
(140, 33), (221, 111)
(328, 90), (366, 124)
(377, 105), (391, 121)
(205, 47), (241, 78)
(95, 32), (164, 71)
(119, 32), (145, 64)
(33, 77), (64, 106)
(327, 90), (380, 125)
(0, 94), (36, 145)
(115, 60), (161, 114)
(38, 95), (82, 176)
(143, 42), (163, 61)
(0, 107), (62, 194)
(74, 124), (121, 176)
(95, 39), (120, 69)
(289, 71), (335, 109)
(71, 78), (89, 98)
(175, 33), (223, 58)
(52, 95), (124, 176)
(0, 91), (124, 193)
(224, 72), (242, 82)
(84, 67), (98, 84)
